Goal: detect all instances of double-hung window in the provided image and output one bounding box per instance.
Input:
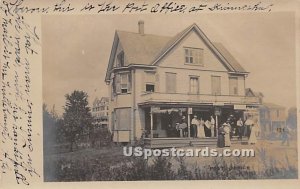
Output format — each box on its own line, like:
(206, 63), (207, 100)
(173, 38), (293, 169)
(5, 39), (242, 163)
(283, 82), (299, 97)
(114, 72), (131, 94)
(184, 47), (204, 65)
(145, 71), (156, 92)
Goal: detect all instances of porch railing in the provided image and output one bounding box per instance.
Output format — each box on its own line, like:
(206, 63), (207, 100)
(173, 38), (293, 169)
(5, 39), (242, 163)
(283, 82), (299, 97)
(140, 92), (259, 105)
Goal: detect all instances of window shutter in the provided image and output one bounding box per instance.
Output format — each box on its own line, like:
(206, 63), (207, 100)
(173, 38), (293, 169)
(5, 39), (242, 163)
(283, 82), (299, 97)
(229, 77), (238, 95)
(116, 74), (121, 94)
(166, 73), (176, 93)
(141, 72), (145, 91)
(116, 108), (131, 130)
(128, 72), (131, 92)
(155, 73), (159, 92)
(212, 76), (221, 95)
(166, 73), (171, 92)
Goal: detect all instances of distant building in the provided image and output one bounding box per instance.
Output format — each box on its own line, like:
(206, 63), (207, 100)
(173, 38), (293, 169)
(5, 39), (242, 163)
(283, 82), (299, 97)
(246, 88), (287, 138)
(92, 97), (109, 128)
(259, 103), (286, 138)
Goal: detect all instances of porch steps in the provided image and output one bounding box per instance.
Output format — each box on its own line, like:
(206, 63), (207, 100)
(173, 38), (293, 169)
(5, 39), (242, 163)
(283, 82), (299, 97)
(231, 136), (249, 145)
(144, 136), (249, 148)
(190, 137), (217, 147)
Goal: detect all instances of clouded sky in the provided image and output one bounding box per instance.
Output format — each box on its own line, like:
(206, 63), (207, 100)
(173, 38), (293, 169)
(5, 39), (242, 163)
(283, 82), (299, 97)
(42, 13), (296, 115)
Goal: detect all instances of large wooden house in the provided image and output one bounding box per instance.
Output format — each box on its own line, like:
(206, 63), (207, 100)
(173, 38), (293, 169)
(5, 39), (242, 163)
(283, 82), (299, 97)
(105, 21), (260, 147)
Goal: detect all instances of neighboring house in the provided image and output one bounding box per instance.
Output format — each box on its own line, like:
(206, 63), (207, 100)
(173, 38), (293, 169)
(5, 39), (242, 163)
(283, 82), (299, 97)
(105, 21), (260, 144)
(92, 97), (109, 128)
(246, 88), (287, 138)
(245, 88), (263, 128)
(259, 102), (286, 138)
(245, 88), (264, 104)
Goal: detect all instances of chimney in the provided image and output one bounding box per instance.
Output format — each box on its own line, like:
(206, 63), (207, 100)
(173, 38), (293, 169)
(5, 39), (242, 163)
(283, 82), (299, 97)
(138, 20), (144, 35)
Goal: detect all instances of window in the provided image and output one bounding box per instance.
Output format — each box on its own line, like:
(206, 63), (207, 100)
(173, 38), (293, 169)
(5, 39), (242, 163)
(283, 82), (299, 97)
(276, 110), (280, 118)
(145, 71), (156, 92)
(114, 72), (131, 94)
(229, 77), (238, 95)
(189, 76), (199, 94)
(166, 72), (177, 93)
(117, 51), (124, 67)
(211, 76), (221, 95)
(146, 84), (155, 92)
(184, 48), (203, 65)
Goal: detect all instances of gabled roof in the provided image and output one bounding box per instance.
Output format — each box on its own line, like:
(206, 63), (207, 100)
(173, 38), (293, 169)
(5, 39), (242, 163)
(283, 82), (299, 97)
(212, 43), (246, 73)
(253, 91), (264, 98)
(105, 23), (248, 81)
(93, 97), (99, 106)
(117, 31), (171, 65)
(245, 88), (256, 97)
(99, 97), (109, 103)
(93, 97), (109, 107)
(245, 88), (264, 99)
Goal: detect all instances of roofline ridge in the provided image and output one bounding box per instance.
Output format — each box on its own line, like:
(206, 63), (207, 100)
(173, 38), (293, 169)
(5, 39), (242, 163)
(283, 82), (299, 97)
(117, 30), (172, 38)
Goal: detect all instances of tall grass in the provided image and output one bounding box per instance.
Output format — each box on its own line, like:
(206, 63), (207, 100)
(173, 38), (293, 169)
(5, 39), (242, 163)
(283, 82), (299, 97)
(45, 148), (297, 181)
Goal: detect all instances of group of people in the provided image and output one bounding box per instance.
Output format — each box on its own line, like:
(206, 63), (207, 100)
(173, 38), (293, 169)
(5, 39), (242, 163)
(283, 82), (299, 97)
(217, 116), (259, 148)
(191, 115), (215, 138)
(174, 115), (216, 138)
(173, 113), (260, 148)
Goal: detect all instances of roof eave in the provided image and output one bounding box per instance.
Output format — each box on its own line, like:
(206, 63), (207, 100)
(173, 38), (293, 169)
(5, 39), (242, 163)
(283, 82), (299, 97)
(105, 32), (119, 82)
(228, 71), (249, 75)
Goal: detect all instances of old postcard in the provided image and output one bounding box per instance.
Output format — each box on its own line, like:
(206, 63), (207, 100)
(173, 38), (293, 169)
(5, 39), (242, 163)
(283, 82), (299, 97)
(0, 0), (299, 188)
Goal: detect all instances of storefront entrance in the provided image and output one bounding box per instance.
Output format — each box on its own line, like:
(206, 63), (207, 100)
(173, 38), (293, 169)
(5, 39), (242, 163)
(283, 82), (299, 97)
(143, 105), (248, 139)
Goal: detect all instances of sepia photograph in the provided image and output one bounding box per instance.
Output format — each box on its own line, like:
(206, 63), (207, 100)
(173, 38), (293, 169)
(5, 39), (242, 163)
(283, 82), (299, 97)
(42, 13), (297, 181)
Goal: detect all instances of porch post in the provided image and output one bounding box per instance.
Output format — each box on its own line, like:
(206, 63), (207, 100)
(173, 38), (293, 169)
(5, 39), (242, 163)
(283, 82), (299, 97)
(215, 115), (218, 136)
(187, 107), (191, 138)
(150, 108), (153, 140)
(270, 121), (273, 133)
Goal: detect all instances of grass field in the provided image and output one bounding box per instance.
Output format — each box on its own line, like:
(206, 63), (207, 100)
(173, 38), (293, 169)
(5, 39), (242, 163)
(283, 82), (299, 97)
(44, 139), (298, 181)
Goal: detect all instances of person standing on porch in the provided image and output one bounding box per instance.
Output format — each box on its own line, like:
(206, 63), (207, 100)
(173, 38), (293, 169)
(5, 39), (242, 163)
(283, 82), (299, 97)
(177, 116), (187, 138)
(204, 119), (212, 137)
(217, 124), (225, 148)
(244, 116), (254, 138)
(224, 122), (231, 147)
(248, 120), (258, 145)
(198, 118), (205, 138)
(210, 116), (215, 137)
(191, 115), (198, 138)
(181, 116), (188, 137)
(237, 118), (244, 140)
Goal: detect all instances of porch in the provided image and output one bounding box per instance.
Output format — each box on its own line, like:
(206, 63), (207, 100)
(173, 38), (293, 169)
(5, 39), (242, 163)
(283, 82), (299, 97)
(141, 105), (247, 139)
(139, 104), (255, 148)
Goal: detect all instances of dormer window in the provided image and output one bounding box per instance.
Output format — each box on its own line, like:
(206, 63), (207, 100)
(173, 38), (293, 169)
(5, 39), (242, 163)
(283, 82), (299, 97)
(184, 47), (203, 65)
(117, 51), (124, 67)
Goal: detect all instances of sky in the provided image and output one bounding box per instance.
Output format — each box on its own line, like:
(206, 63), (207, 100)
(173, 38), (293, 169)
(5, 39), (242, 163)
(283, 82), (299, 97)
(42, 13), (296, 115)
